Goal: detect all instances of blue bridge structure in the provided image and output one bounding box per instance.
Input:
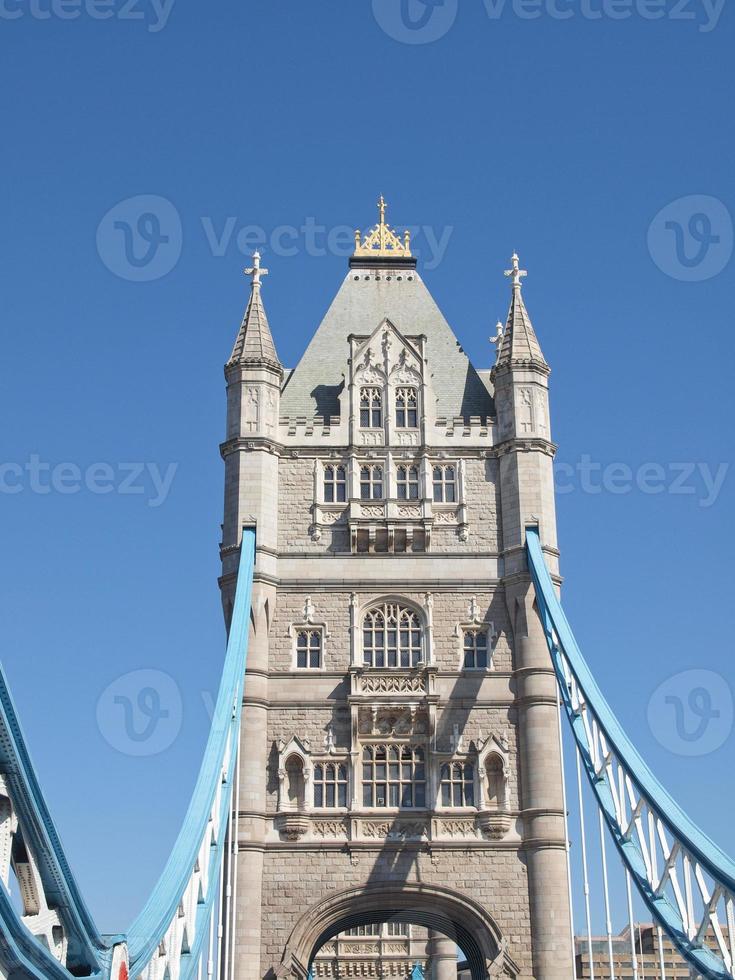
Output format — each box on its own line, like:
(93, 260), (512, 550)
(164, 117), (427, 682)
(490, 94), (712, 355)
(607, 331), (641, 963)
(0, 527), (733, 980)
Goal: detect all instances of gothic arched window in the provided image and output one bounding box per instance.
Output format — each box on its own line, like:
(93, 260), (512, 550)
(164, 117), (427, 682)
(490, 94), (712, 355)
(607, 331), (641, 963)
(323, 465), (346, 503)
(440, 762), (475, 807)
(396, 465), (419, 500)
(362, 603), (423, 668)
(313, 762), (348, 807)
(360, 465), (383, 500)
(395, 387), (418, 428)
(432, 465), (456, 503)
(360, 387), (382, 428)
(362, 744), (426, 808)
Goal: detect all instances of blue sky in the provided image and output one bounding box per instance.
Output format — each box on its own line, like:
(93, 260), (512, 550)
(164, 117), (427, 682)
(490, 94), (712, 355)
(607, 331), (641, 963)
(1, 0), (733, 939)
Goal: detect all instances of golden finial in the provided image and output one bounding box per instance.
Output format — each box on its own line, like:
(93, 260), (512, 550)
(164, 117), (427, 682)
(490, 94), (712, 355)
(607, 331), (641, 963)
(353, 197), (412, 258)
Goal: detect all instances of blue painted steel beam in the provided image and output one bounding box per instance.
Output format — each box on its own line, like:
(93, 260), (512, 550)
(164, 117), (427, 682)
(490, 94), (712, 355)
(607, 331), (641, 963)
(127, 528), (255, 975)
(526, 526), (735, 980)
(0, 663), (113, 977)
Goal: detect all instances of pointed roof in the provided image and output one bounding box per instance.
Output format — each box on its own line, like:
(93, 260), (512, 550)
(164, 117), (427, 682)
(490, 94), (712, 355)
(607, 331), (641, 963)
(496, 253), (548, 371)
(280, 267), (494, 421)
(227, 252), (282, 372)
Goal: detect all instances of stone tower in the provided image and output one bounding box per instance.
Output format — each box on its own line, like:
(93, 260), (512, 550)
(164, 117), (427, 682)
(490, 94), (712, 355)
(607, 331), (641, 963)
(219, 201), (572, 980)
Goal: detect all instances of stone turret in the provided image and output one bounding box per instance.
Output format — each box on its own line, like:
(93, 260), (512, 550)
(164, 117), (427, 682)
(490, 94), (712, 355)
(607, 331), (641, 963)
(220, 250), (282, 620)
(494, 254), (571, 978)
(220, 251), (282, 979)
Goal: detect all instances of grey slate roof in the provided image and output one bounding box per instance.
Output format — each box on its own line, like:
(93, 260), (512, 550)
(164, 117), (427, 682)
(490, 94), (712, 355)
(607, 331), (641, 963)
(280, 269), (494, 421)
(228, 284), (281, 370)
(497, 284), (547, 369)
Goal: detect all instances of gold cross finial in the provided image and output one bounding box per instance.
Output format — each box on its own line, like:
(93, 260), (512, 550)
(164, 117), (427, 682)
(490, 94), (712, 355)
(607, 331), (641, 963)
(353, 197), (412, 258)
(244, 250), (269, 289)
(378, 195), (387, 225)
(504, 252), (527, 288)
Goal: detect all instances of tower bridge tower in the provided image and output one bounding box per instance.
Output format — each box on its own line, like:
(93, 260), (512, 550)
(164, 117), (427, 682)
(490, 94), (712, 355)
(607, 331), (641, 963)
(219, 201), (572, 980)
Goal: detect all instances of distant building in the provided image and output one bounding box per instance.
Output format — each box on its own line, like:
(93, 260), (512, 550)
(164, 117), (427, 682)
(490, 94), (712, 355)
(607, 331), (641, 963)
(312, 923), (432, 978)
(574, 923), (719, 978)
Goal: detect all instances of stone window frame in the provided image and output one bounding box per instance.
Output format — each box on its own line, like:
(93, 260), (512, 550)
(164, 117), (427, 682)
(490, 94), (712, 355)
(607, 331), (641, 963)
(432, 463), (457, 504)
(359, 463), (384, 500)
(454, 597), (498, 673)
(395, 463), (420, 501)
(312, 759), (350, 810)
(439, 759), (476, 809)
(360, 741), (428, 810)
(395, 386), (419, 429)
(350, 594), (434, 668)
(288, 596), (331, 672)
(360, 599), (425, 669)
(359, 386), (383, 429)
(322, 462), (347, 504)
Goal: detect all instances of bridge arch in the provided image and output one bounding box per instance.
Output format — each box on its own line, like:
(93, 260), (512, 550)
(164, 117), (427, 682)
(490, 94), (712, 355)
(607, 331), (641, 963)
(273, 881), (519, 980)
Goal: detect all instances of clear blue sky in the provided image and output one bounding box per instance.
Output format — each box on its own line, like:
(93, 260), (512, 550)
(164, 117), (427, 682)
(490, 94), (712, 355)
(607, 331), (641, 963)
(1, 0), (733, 938)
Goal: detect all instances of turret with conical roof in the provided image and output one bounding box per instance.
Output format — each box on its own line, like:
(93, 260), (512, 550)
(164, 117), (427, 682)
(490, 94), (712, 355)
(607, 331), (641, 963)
(227, 251), (282, 373)
(495, 253), (548, 371)
(494, 255), (570, 980)
(220, 251), (282, 621)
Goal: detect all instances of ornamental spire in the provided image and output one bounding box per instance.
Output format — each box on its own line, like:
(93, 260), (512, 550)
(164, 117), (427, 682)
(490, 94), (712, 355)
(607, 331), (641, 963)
(495, 252), (548, 371)
(245, 250), (268, 290)
(504, 252), (527, 289)
(227, 251), (281, 373)
(352, 196), (412, 260)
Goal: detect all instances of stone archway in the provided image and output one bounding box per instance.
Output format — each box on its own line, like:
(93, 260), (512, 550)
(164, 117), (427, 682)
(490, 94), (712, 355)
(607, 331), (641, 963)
(273, 882), (520, 980)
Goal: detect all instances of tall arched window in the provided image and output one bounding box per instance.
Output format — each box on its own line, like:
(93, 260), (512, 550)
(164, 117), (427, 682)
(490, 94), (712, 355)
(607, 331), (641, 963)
(360, 387), (382, 428)
(395, 387), (418, 428)
(323, 464), (346, 503)
(313, 762), (348, 807)
(432, 465), (456, 503)
(362, 603), (423, 667)
(396, 465), (419, 500)
(360, 465), (383, 500)
(440, 762), (475, 807)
